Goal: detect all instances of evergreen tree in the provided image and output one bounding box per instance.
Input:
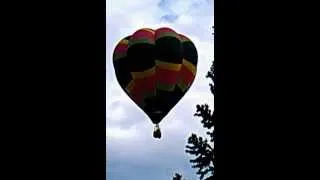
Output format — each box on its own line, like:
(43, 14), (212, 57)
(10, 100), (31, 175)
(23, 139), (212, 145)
(173, 173), (183, 180)
(173, 26), (215, 180)
(185, 61), (214, 180)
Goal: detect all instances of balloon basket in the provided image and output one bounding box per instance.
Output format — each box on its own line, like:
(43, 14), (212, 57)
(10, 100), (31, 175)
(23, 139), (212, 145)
(153, 124), (161, 139)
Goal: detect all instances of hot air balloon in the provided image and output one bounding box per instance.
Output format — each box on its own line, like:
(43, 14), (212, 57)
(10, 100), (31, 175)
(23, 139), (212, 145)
(113, 27), (198, 139)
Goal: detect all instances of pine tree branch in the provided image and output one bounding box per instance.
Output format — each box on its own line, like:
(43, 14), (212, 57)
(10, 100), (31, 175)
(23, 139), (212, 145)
(173, 173), (183, 180)
(185, 133), (214, 180)
(194, 104), (214, 130)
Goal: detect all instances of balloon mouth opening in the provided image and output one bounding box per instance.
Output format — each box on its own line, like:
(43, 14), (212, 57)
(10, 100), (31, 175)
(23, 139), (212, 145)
(153, 124), (161, 139)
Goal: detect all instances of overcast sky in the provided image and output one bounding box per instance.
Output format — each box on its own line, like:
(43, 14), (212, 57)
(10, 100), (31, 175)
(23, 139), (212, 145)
(106, 0), (214, 179)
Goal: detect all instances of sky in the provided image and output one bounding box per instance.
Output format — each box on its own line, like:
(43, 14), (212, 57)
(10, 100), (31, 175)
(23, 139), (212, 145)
(106, 0), (214, 179)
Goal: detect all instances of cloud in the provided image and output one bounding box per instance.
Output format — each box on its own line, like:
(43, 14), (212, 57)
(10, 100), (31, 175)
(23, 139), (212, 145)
(107, 158), (199, 180)
(160, 14), (179, 23)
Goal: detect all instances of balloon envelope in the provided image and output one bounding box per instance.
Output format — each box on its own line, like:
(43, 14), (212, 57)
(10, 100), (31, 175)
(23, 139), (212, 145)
(113, 27), (198, 125)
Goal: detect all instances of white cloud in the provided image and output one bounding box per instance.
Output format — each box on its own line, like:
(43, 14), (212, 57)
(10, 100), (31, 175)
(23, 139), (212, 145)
(169, 0), (191, 14)
(107, 126), (140, 140)
(175, 14), (193, 25)
(107, 105), (126, 122)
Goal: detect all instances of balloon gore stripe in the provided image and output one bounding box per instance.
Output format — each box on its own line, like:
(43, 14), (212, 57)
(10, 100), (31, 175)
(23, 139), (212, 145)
(155, 60), (181, 71)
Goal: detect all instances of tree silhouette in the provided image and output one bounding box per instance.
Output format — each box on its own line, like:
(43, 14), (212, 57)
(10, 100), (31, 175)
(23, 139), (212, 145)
(187, 61), (214, 180)
(173, 27), (215, 180)
(173, 173), (183, 180)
